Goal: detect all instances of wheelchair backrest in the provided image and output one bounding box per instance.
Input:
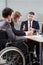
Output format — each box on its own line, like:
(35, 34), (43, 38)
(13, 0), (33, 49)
(0, 30), (8, 40)
(0, 30), (8, 50)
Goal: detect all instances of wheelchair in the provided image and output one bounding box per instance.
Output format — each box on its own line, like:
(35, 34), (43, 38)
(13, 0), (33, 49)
(0, 30), (40, 65)
(0, 30), (29, 65)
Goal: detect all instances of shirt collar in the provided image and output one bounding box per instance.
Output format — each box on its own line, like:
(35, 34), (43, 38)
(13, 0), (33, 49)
(28, 20), (33, 27)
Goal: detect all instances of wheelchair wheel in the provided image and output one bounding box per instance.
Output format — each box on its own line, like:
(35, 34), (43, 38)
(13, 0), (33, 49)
(0, 47), (25, 65)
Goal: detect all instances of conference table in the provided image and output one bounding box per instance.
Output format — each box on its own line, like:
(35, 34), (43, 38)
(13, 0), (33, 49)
(19, 35), (43, 65)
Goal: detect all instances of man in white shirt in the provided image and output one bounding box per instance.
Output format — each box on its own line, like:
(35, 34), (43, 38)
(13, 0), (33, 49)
(20, 11), (40, 62)
(20, 11), (39, 32)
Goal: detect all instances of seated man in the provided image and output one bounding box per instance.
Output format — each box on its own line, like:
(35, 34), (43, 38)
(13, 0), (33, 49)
(0, 7), (14, 64)
(20, 11), (40, 61)
(1, 8), (30, 41)
(0, 7), (32, 64)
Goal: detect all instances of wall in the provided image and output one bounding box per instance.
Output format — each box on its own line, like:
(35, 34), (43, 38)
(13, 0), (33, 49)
(6, 0), (43, 30)
(0, 0), (6, 19)
(0, 0), (43, 30)
(6, 0), (43, 22)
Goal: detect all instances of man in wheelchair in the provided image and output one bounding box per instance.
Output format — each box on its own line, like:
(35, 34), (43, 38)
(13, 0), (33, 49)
(0, 7), (39, 65)
(0, 7), (31, 65)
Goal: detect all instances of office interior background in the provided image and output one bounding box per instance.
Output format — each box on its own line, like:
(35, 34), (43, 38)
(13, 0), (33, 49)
(0, 0), (43, 64)
(0, 0), (43, 30)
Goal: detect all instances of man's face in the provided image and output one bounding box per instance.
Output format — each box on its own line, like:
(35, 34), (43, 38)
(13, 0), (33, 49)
(11, 12), (14, 19)
(8, 12), (13, 22)
(28, 14), (35, 21)
(8, 15), (11, 22)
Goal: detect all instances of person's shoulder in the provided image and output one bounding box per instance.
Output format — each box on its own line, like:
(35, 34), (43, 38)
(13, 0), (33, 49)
(22, 20), (27, 23)
(0, 19), (5, 26)
(10, 21), (14, 24)
(3, 21), (11, 29)
(4, 21), (9, 25)
(33, 20), (38, 23)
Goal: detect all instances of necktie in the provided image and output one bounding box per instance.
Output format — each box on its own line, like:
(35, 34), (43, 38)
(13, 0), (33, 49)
(30, 22), (31, 27)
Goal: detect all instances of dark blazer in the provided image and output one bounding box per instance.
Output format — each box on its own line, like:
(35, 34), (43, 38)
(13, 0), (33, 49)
(20, 20), (40, 32)
(42, 24), (43, 33)
(10, 21), (26, 36)
(0, 20), (16, 41)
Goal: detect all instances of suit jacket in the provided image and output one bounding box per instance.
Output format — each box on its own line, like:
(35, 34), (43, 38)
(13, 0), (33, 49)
(0, 20), (16, 41)
(10, 21), (26, 36)
(20, 20), (40, 33)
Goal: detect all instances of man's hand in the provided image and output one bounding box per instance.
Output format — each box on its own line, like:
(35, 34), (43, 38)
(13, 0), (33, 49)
(28, 28), (34, 35)
(25, 28), (34, 36)
(29, 27), (34, 31)
(27, 30), (33, 36)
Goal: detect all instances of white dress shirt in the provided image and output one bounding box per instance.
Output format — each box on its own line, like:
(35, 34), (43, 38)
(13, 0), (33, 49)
(28, 20), (33, 30)
(25, 20), (33, 35)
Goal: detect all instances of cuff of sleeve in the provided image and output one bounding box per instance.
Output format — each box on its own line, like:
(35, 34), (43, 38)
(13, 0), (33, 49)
(25, 31), (28, 36)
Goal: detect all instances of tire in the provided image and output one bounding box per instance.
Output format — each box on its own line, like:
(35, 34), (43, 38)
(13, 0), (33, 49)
(0, 47), (25, 65)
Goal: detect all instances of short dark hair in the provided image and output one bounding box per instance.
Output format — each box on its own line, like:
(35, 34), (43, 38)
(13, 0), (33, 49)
(29, 11), (35, 15)
(2, 7), (13, 18)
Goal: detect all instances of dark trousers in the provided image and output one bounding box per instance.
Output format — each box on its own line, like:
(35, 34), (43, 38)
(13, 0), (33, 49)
(26, 39), (39, 58)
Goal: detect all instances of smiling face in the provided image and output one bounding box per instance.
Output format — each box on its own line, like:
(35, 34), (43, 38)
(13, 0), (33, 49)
(27, 12), (35, 22)
(28, 14), (35, 22)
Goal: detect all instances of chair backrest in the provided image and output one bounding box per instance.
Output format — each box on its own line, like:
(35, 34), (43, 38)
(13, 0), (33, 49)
(0, 30), (8, 50)
(0, 30), (8, 39)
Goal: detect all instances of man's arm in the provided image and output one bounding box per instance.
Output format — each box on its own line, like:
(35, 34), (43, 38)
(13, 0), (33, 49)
(36, 21), (40, 30)
(35, 21), (40, 33)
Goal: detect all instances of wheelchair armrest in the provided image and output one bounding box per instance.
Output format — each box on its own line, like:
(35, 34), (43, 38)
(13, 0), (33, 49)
(5, 39), (25, 47)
